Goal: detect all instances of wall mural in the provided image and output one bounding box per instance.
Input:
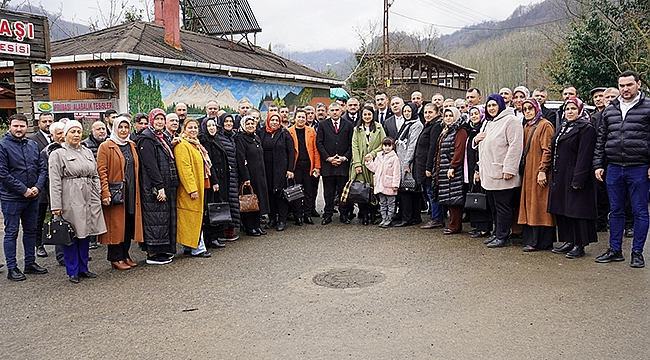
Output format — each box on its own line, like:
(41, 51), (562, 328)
(127, 68), (329, 116)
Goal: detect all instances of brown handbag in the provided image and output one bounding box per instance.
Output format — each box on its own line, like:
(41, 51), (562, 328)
(239, 184), (260, 213)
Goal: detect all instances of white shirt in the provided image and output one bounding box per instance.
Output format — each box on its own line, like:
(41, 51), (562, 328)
(40, 130), (51, 143)
(619, 93), (641, 120)
(395, 115), (405, 132)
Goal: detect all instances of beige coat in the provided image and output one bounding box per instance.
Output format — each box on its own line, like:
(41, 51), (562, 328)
(477, 107), (524, 191)
(49, 143), (107, 238)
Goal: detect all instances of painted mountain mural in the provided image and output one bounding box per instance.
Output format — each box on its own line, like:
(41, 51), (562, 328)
(127, 68), (328, 115)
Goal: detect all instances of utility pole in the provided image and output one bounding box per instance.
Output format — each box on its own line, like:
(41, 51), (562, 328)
(382, 0), (393, 89)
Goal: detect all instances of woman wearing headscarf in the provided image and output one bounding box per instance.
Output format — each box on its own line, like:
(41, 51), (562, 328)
(49, 120), (107, 283)
(517, 98), (556, 251)
(236, 116), (270, 236)
(259, 113), (295, 231)
(512, 86), (530, 121)
(435, 107), (468, 235)
(547, 98), (597, 258)
(393, 102), (424, 227)
(465, 106), (492, 238)
(198, 117), (229, 248)
(175, 118), (211, 258)
(136, 108), (179, 265)
(97, 115), (143, 270)
(474, 94), (524, 248)
(349, 106), (386, 225)
(214, 113), (241, 241)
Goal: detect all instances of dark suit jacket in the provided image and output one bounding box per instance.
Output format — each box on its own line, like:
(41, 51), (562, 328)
(29, 130), (49, 151)
(341, 112), (359, 124)
(316, 118), (353, 177)
(375, 108), (393, 125)
(383, 115), (399, 140)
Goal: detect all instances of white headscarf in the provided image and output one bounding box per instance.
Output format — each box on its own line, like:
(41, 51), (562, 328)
(63, 120), (82, 135)
(109, 115), (131, 146)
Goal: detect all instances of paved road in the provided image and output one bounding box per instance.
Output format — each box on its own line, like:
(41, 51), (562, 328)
(1, 213), (649, 359)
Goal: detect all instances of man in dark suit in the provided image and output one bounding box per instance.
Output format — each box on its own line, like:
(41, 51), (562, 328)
(341, 97), (360, 123)
(411, 91), (426, 123)
(375, 91), (393, 125)
(383, 96), (404, 140)
(29, 112), (53, 258)
(316, 102), (354, 225)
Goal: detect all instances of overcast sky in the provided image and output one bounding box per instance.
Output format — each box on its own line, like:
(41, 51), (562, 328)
(56, 0), (539, 52)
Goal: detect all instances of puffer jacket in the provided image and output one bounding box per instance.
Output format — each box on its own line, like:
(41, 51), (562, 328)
(0, 132), (47, 202)
(594, 91), (650, 169)
(81, 133), (103, 158)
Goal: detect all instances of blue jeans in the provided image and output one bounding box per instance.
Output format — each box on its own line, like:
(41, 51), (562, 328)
(606, 165), (650, 253)
(425, 184), (443, 221)
(2, 200), (38, 270)
(182, 233), (207, 255)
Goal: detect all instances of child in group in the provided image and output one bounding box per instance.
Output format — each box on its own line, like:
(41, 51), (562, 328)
(365, 137), (402, 228)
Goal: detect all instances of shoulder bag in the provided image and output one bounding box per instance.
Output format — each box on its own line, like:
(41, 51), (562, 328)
(239, 184), (260, 213)
(109, 181), (125, 205)
(519, 122), (539, 175)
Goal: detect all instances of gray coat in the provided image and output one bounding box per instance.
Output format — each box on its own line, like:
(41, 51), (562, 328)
(395, 119), (424, 179)
(49, 143), (107, 238)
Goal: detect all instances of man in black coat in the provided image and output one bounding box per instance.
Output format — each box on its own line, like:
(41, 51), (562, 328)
(341, 97), (360, 123)
(594, 70), (650, 268)
(383, 96), (404, 140)
(29, 112), (53, 257)
(81, 121), (107, 158)
(316, 102), (354, 225)
(533, 88), (556, 125)
(589, 87), (609, 232)
(374, 91), (393, 125)
(554, 85), (578, 128)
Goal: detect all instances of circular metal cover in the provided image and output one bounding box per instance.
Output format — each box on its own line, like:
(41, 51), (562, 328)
(312, 268), (385, 289)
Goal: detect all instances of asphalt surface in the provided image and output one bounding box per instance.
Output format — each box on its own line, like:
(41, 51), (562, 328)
(1, 210), (649, 359)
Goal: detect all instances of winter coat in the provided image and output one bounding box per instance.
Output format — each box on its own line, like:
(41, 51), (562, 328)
(477, 107), (524, 191)
(594, 91), (650, 169)
(0, 132), (46, 202)
(259, 127), (295, 191)
(174, 139), (205, 249)
(395, 119), (424, 180)
(82, 133), (103, 158)
(517, 119), (555, 226)
(436, 125), (467, 206)
(288, 125), (321, 174)
(96, 139), (144, 245)
(215, 128), (241, 227)
(413, 118), (442, 186)
(236, 131), (270, 214)
(547, 119), (597, 219)
(136, 127), (179, 246)
(316, 118), (354, 177)
(198, 126), (229, 204)
(365, 150), (401, 196)
(48, 142), (107, 238)
(349, 123), (386, 185)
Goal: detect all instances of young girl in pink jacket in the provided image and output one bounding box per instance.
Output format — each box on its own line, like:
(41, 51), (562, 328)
(365, 137), (402, 227)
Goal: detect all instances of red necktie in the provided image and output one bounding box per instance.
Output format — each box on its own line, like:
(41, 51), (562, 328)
(334, 121), (338, 133)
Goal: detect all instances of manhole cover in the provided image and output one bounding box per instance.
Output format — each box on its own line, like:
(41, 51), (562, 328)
(313, 268), (385, 289)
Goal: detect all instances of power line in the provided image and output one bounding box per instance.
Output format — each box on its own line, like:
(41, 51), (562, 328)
(390, 11), (566, 31)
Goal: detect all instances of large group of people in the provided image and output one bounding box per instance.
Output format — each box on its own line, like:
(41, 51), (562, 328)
(1, 69), (649, 284)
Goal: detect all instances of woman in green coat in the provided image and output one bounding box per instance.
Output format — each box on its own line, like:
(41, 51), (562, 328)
(349, 106), (386, 225)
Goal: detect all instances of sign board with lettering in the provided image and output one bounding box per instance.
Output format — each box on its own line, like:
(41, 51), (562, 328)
(0, 9), (49, 61)
(52, 100), (117, 113)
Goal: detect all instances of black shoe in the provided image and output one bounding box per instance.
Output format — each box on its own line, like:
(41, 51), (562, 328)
(257, 228), (267, 235)
(79, 271), (97, 278)
(487, 238), (511, 248)
(443, 228), (461, 235)
(631, 252), (645, 268)
(23, 263), (48, 275)
(565, 245), (585, 259)
(339, 215), (349, 224)
(287, 213), (296, 221)
(69, 275), (80, 284)
(552, 242), (574, 254)
(321, 216), (332, 225)
(294, 217), (303, 226)
(471, 231), (490, 239)
(624, 228), (634, 238)
(246, 229), (262, 236)
(483, 234), (497, 244)
(276, 222), (286, 231)
(57, 258), (65, 266)
(595, 248), (625, 263)
(7, 267), (26, 281)
(393, 221), (410, 228)
(303, 216), (314, 225)
(36, 245), (48, 257)
(218, 234), (239, 242)
(192, 251), (212, 258)
(311, 210), (320, 218)
(362, 216), (370, 226)
(183, 248), (192, 255)
(265, 219), (277, 229)
(211, 239), (226, 248)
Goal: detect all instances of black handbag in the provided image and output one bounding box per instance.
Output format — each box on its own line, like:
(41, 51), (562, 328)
(342, 173), (373, 204)
(464, 184), (487, 211)
(206, 191), (232, 226)
(282, 178), (305, 203)
(109, 181), (125, 205)
(399, 171), (421, 192)
(41, 215), (75, 246)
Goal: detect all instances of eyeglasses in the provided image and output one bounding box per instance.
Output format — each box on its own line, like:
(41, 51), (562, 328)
(522, 106), (536, 112)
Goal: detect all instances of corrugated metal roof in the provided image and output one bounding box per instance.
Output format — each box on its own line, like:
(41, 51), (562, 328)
(183, 0), (261, 36)
(51, 22), (337, 85)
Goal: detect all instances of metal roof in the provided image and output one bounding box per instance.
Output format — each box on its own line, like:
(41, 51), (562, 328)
(182, 0), (261, 36)
(362, 52), (478, 74)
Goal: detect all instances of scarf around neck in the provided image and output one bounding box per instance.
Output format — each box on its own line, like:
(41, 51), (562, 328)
(181, 133), (212, 178)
